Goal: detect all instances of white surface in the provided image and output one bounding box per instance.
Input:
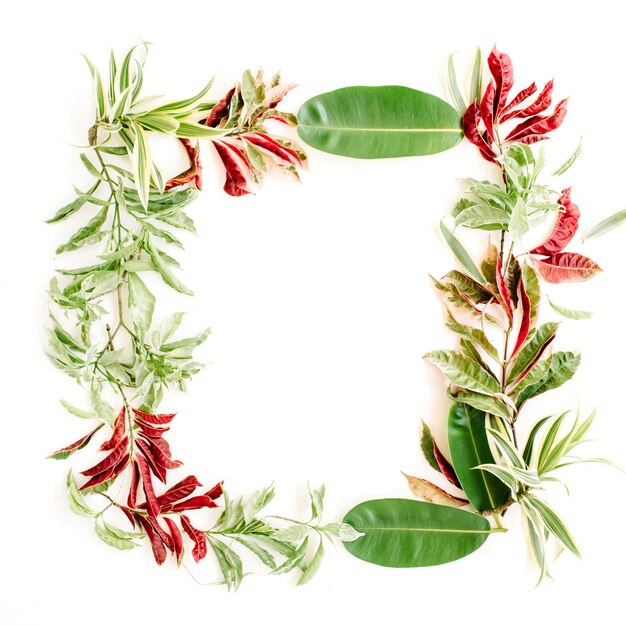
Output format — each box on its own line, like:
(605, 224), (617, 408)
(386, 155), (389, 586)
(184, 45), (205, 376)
(2, 1), (625, 624)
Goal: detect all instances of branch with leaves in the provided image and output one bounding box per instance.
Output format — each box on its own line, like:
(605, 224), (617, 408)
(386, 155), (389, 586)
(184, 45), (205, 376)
(47, 43), (358, 589)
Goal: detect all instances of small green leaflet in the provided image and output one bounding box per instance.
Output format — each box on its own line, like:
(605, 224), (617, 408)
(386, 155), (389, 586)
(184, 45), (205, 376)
(552, 138), (582, 176)
(127, 272), (156, 335)
(439, 219), (485, 283)
(424, 350), (501, 395)
(447, 52), (466, 116)
(584, 208), (626, 240)
(547, 297), (593, 320)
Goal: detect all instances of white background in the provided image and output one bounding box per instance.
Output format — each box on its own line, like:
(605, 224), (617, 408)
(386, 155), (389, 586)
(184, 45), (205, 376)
(2, 1), (626, 624)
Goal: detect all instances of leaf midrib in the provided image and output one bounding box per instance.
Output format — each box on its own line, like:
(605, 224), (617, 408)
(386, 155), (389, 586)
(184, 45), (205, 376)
(354, 527), (490, 534)
(464, 405), (498, 509)
(299, 125), (463, 134)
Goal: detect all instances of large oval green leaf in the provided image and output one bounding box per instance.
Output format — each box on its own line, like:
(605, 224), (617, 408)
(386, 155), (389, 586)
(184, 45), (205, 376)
(447, 402), (510, 512)
(343, 498), (490, 567)
(297, 86), (463, 159)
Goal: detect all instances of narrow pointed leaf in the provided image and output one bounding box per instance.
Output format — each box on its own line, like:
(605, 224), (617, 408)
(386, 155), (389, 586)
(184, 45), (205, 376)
(424, 350), (500, 395)
(440, 220), (485, 283)
(552, 138), (582, 176)
(547, 297), (593, 320)
(584, 208), (626, 240)
(402, 474), (468, 508)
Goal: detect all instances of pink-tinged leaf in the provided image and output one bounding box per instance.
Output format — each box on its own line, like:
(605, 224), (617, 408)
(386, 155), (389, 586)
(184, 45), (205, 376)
(100, 407), (126, 451)
(180, 515), (208, 563)
(135, 419), (169, 439)
(488, 46), (514, 114)
(502, 80), (553, 122)
(117, 505), (136, 528)
(462, 102), (497, 163)
(157, 475), (202, 508)
(164, 518), (184, 564)
(171, 495), (219, 513)
(128, 460), (140, 508)
(204, 481), (224, 500)
(533, 252), (602, 283)
(432, 440), (462, 489)
(265, 113), (297, 126)
(212, 140), (252, 197)
(479, 82), (496, 141)
(165, 139), (202, 191)
(496, 257), (514, 319)
(244, 132), (302, 166)
(80, 452), (129, 490)
(498, 82), (537, 120)
(402, 473), (469, 508)
(511, 276), (531, 358)
(263, 83), (296, 108)
(136, 438), (167, 483)
(80, 436), (129, 477)
(530, 188), (580, 256)
(202, 87), (235, 128)
(48, 424), (104, 460)
(136, 453), (161, 517)
(132, 408), (176, 425)
(136, 516), (167, 565)
(505, 98), (568, 143)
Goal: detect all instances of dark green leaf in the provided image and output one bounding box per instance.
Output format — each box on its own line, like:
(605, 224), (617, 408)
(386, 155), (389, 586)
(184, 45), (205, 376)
(342, 499), (491, 567)
(297, 86), (463, 158)
(447, 402), (510, 512)
(420, 421), (441, 474)
(516, 352), (580, 408)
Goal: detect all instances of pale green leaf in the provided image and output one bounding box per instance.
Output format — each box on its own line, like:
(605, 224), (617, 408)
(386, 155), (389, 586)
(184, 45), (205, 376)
(297, 540), (325, 586)
(547, 297), (593, 320)
(584, 208), (626, 241)
(440, 219), (485, 283)
(127, 272), (155, 336)
(552, 137), (582, 176)
(424, 350), (501, 394)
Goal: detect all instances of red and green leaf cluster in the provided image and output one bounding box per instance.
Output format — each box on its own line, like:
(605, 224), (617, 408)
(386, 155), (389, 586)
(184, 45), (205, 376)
(463, 47), (567, 163)
(200, 70), (308, 196)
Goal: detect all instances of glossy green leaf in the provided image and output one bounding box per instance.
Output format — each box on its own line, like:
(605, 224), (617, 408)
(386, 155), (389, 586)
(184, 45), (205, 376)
(127, 272), (155, 336)
(424, 350), (500, 395)
(447, 402), (510, 512)
(547, 297), (593, 320)
(420, 421), (442, 474)
(297, 86), (463, 159)
(342, 499), (491, 567)
(522, 415), (554, 466)
(584, 208), (626, 241)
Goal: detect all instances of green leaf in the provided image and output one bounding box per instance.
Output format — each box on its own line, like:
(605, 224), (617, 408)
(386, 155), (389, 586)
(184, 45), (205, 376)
(552, 137), (582, 176)
(520, 499), (549, 585)
(508, 198), (529, 244)
(319, 522), (364, 542)
(232, 537), (277, 569)
(208, 536), (244, 591)
(447, 53), (466, 115)
(455, 204), (509, 230)
(536, 412), (568, 473)
(447, 402), (510, 512)
(297, 86), (463, 158)
(94, 518), (140, 550)
(423, 350), (500, 395)
(420, 421), (442, 474)
(523, 415), (554, 466)
(342, 499), (491, 567)
(67, 471), (97, 517)
(60, 399), (97, 420)
(523, 494), (581, 558)
(151, 77), (215, 115)
(127, 272), (155, 336)
(521, 263), (540, 330)
(508, 322), (560, 383)
(272, 536), (309, 575)
(583, 208), (626, 241)
(160, 328), (210, 353)
(444, 311), (498, 359)
(547, 297), (593, 320)
(55, 205), (109, 254)
(439, 219), (485, 283)
(47, 195), (89, 224)
(145, 238), (193, 295)
(130, 122), (152, 209)
(175, 121), (228, 139)
(451, 390), (512, 421)
(80, 153), (104, 180)
(459, 339), (498, 380)
(516, 352), (581, 408)
(81, 54), (106, 119)
(469, 48), (483, 104)
(272, 524), (311, 543)
(297, 539), (325, 586)
(134, 113), (180, 134)
(308, 483), (325, 521)
(90, 380), (115, 426)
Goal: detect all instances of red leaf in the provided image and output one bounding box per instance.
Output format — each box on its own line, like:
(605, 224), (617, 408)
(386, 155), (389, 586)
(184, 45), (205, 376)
(136, 516), (167, 565)
(171, 495), (219, 513)
(180, 515), (208, 563)
(488, 46), (514, 115)
(164, 518), (184, 564)
(202, 87), (235, 128)
(132, 408), (176, 425)
(498, 82), (537, 120)
(504, 98), (568, 143)
(511, 276), (531, 358)
(157, 475), (202, 508)
(165, 139), (202, 191)
(135, 419), (169, 438)
(48, 424), (103, 460)
(212, 140), (252, 197)
(244, 132), (302, 166)
(204, 481), (224, 500)
(139, 435), (182, 471)
(502, 80), (553, 122)
(80, 452), (129, 490)
(128, 460), (140, 508)
(136, 439), (168, 483)
(80, 436), (129, 477)
(136, 453), (161, 517)
(462, 102), (497, 163)
(117, 505), (136, 528)
(530, 188), (580, 256)
(479, 82), (496, 141)
(149, 517), (174, 552)
(496, 258), (514, 319)
(100, 407), (126, 451)
(533, 252), (602, 283)
(432, 440), (462, 489)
